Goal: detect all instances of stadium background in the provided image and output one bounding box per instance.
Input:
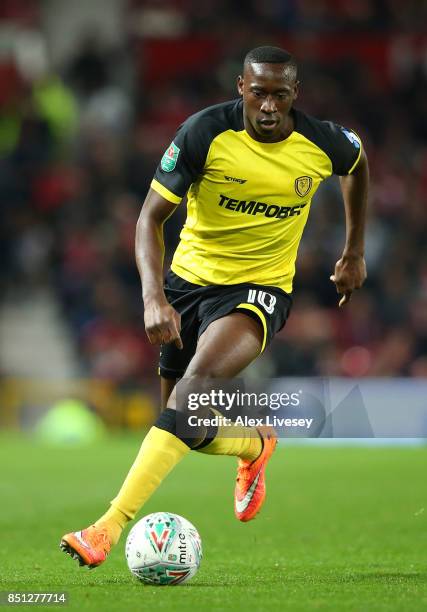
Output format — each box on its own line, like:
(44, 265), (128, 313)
(1, 0), (427, 426)
(1, 2), (427, 610)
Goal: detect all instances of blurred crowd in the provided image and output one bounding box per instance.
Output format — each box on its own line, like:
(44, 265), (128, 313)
(1, 0), (427, 384)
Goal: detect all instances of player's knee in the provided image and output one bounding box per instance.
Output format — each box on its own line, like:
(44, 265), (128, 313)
(173, 374), (213, 419)
(184, 364), (222, 379)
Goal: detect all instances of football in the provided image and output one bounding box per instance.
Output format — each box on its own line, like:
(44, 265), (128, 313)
(125, 512), (202, 585)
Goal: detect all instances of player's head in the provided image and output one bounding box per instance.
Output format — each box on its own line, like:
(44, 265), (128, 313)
(237, 46), (299, 143)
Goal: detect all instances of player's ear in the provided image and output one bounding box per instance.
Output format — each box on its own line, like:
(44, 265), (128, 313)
(237, 75), (244, 96)
(293, 80), (300, 100)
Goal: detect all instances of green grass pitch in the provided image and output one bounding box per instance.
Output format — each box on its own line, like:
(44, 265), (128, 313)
(1, 434), (426, 611)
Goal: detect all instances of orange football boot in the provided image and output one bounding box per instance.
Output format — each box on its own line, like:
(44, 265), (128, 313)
(60, 525), (111, 568)
(234, 426), (277, 522)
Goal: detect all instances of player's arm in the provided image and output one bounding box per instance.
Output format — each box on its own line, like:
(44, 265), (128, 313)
(331, 147), (369, 307)
(135, 188), (183, 348)
(138, 109), (210, 340)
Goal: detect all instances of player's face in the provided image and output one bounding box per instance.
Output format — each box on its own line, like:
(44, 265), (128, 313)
(237, 63), (299, 143)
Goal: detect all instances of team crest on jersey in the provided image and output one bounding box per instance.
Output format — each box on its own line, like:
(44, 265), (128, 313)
(295, 176), (313, 197)
(161, 141), (180, 172)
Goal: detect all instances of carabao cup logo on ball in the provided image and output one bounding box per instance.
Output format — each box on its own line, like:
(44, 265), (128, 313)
(125, 512), (202, 586)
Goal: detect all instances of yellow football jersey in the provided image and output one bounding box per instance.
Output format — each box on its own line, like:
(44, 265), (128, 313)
(151, 98), (362, 293)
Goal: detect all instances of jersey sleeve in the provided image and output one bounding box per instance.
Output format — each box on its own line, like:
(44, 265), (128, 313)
(322, 121), (362, 176)
(151, 112), (212, 204)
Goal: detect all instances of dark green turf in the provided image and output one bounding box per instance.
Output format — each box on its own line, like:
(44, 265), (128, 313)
(0, 433), (426, 611)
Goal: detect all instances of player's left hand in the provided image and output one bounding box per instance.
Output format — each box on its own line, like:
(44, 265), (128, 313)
(330, 253), (367, 307)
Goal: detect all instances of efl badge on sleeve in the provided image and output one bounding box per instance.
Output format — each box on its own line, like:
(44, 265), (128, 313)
(341, 128), (361, 149)
(161, 142), (180, 172)
(295, 176), (313, 197)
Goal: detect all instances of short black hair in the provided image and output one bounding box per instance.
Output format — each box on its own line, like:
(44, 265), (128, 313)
(244, 46), (297, 80)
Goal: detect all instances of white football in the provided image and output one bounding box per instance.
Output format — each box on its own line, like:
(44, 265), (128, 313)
(125, 512), (202, 585)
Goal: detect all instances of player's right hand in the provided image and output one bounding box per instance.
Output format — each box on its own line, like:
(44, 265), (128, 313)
(144, 300), (183, 349)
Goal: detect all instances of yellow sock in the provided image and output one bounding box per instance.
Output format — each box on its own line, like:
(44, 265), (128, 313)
(196, 412), (262, 462)
(95, 426), (190, 545)
(95, 507), (128, 546)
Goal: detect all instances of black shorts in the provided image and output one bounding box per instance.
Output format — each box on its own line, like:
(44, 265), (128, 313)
(159, 270), (292, 379)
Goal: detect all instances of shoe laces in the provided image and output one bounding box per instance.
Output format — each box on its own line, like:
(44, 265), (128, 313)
(236, 462), (253, 485)
(90, 526), (110, 551)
